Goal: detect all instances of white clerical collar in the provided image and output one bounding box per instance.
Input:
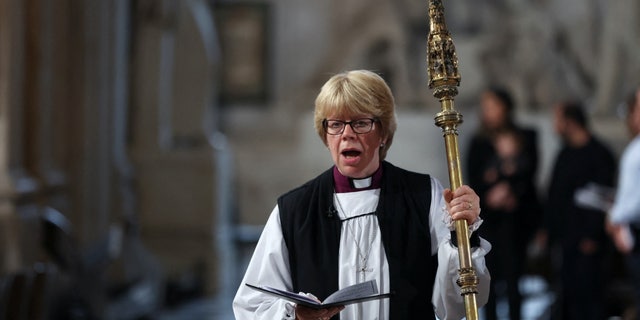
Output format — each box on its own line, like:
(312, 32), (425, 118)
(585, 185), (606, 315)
(352, 177), (372, 189)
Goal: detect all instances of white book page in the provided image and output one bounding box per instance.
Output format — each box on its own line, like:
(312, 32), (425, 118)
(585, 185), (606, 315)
(323, 280), (378, 304)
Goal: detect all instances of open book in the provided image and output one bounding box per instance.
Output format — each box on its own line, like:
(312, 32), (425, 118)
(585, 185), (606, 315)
(245, 279), (392, 309)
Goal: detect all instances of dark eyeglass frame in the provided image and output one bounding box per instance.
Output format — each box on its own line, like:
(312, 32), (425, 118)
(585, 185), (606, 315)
(322, 118), (379, 135)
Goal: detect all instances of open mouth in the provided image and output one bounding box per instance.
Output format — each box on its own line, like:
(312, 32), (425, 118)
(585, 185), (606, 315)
(342, 150), (361, 158)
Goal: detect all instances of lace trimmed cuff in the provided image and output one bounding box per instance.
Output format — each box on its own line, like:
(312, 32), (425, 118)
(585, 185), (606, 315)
(441, 204), (483, 233)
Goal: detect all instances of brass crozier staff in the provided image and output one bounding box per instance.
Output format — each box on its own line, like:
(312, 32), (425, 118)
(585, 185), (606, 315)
(426, 1), (480, 319)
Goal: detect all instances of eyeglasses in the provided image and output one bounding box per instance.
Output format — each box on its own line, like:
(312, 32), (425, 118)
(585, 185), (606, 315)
(322, 118), (378, 135)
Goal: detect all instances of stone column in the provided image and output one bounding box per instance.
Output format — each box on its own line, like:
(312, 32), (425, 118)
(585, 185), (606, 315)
(0, 0), (42, 274)
(131, 0), (220, 294)
(24, 0), (70, 213)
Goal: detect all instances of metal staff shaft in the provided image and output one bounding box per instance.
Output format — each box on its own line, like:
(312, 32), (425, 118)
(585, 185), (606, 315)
(427, 1), (479, 319)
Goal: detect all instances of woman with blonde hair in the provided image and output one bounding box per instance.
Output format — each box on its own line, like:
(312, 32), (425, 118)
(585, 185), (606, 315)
(233, 70), (491, 320)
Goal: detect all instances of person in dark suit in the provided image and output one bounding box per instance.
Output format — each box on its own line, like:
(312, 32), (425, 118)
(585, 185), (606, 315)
(542, 101), (617, 320)
(467, 87), (540, 320)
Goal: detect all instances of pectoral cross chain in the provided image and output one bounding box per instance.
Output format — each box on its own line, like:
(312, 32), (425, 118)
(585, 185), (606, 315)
(358, 265), (373, 281)
(359, 266), (373, 274)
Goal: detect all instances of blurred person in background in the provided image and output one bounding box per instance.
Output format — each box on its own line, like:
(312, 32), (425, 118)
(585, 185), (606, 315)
(467, 87), (540, 320)
(232, 70), (491, 320)
(607, 88), (640, 320)
(540, 101), (617, 320)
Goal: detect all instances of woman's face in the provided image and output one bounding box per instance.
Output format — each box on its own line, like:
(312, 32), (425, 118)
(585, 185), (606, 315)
(325, 113), (386, 178)
(481, 92), (508, 130)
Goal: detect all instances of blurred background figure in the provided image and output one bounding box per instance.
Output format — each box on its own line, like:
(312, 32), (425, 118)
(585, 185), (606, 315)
(467, 87), (541, 320)
(608, 88), (640, 320)
(539, 101), (617, 320)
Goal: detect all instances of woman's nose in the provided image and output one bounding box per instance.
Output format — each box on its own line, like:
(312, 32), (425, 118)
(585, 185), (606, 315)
(341, 123), (357, 137)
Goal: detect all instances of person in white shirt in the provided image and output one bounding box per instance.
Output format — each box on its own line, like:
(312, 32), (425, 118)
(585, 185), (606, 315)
(608, 87), (640, 318)
(233, 70), (491, 320)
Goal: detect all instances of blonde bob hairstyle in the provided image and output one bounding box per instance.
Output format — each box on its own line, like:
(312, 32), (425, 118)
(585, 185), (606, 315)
(313, 70), (397, 160)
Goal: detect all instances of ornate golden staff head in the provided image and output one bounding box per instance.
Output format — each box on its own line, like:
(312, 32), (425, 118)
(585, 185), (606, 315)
(427, 0), (461, 98)
(427, 1), (480, 319)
